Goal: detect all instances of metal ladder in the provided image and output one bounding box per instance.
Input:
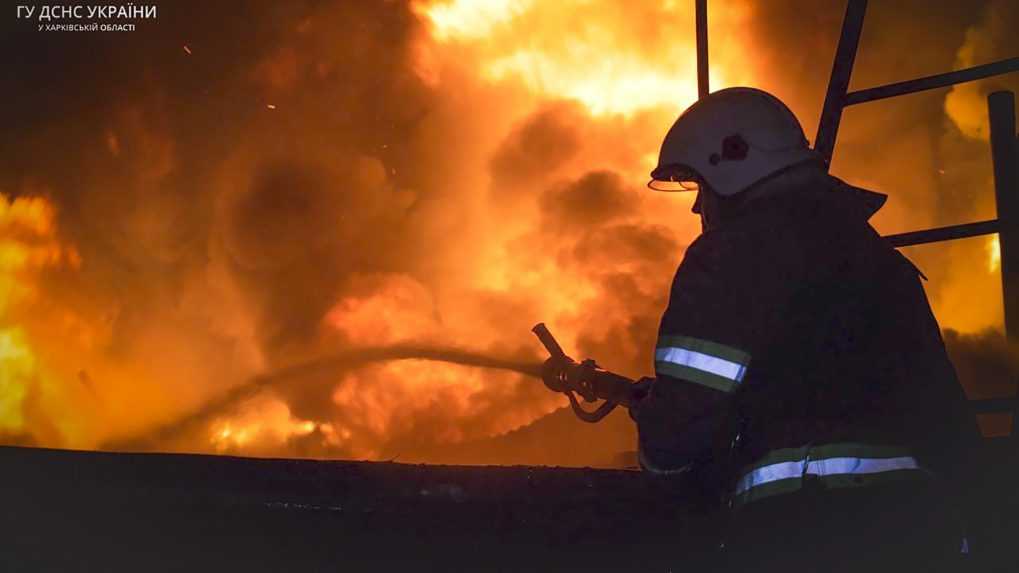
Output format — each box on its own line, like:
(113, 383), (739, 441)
(696, 0), (1019, 433)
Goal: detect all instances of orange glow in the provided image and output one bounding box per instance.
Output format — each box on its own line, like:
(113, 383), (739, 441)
(325, 358), (546, 460)
(210, 396), (318, 454)
(418, 0), (534, 42)
(0, 194), (77, 436)
(324, 274), (440, 346)
(0, 329), (33, 432)
(0, 194), (77, 309)
(480, 49), (701, 117)
(988, 235), (1001, 273)
(414, 0), (742, 117)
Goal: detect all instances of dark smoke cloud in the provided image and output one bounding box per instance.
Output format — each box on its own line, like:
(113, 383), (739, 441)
(220, 155), (416, 350)
(540, 170), (636, 231)
(490, 103), (583, 187)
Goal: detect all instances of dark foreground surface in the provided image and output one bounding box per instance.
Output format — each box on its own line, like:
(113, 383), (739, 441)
(1, 443), (1017, 572)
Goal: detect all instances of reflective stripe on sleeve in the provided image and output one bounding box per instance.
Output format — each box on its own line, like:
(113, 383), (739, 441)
(731, 443), (929, 508)
(655, 335), (750, 393)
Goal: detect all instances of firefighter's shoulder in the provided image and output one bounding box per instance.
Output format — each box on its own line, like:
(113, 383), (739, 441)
(668, 224), (791, 307)
(657, 225), (800, 394)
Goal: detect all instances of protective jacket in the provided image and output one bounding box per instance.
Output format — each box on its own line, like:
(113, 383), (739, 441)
(634, 176), (981, 509)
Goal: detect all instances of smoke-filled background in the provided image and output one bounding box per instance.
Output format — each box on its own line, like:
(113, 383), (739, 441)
(0, 0), (1016, 466)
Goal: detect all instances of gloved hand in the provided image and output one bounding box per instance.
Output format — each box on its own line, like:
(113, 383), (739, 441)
(631, 376), (655, 402)
(627, 377), (655, 420)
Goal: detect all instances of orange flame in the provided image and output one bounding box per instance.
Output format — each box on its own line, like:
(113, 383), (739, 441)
(210, 396), (318, 454)
(0, 193), (82, 440)
(414, 0), (743, 117)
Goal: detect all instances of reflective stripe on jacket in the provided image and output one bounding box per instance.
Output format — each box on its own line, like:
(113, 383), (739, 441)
(655, 335), (750, 393)
(731, 442), (929, 507)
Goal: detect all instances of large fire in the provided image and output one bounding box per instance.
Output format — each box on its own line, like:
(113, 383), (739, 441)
(1, 0), (1015, 463)
(0, 195), (79, 437)
(415, 0), (744, 117)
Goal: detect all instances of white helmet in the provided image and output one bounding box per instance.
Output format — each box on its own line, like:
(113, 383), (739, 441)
(649, 87), (820, 197)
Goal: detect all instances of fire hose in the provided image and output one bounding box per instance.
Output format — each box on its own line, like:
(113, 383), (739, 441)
(532, 323), (647, 423)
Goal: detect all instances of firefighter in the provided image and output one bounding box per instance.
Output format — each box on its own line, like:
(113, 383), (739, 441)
(548, 87), (981, 571)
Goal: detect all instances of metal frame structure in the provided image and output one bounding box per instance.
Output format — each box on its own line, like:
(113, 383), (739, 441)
(696, 0), (1019, 431)
(696, 0), (709, 99)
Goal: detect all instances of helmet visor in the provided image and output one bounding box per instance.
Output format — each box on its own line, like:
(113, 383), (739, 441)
(648, 163), (701, 192)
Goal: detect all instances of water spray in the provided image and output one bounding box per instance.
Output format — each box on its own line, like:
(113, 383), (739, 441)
(105, 324), (643, 451)
(104, 344), (544, 451)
